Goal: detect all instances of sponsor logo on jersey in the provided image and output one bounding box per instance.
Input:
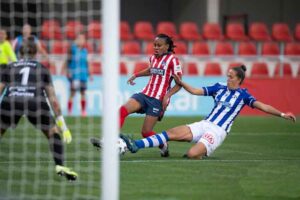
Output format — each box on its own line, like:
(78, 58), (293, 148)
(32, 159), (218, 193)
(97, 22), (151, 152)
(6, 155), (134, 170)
(219, 101), (232, 108)
(150, 68), (165, 76)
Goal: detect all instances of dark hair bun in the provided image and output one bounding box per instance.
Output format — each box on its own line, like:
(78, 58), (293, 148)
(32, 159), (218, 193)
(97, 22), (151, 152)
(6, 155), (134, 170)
(240, 65), (247, 72)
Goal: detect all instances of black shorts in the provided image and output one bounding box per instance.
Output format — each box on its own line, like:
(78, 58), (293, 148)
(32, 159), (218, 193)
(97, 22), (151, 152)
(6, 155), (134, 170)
(0, 97), (55, 131)
(69, 79), (87, 92)
(131, 93), (163, 117)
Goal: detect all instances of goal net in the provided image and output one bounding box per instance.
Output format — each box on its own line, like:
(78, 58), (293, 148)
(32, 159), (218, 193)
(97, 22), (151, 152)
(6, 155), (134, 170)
(0, 0), (105, 199)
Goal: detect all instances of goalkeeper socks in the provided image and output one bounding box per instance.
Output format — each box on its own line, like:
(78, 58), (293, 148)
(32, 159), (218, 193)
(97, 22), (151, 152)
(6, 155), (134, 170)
(50, 133), (64, 166)
(68, 100), (73, 114)
(81, 99), (86, 113)
(119, 106), (129, 128)
(135, 131), (169, 149)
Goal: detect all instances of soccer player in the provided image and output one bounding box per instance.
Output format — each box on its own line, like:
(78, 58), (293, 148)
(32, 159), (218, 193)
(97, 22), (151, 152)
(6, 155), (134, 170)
(63, 32), (91, 116)
(0, 36), (78, 180)
(121, 65), (296, 159)
(91, 33), (182, 157)
(12, 24), (48, 59)
(0, 28), (17, 67)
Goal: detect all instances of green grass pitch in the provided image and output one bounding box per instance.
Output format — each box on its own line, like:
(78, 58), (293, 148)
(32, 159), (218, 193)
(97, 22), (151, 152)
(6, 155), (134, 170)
(0, 116), (300, 200)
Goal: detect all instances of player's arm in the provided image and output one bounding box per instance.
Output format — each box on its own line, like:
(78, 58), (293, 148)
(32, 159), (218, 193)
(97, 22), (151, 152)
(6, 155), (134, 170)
(45, 84), (72, 143)
(172, 74), (204, 96)
(127, 67), (151, 85)
(253, 101), (296, 122)
(5, 42), (17, 62)
(0, 82), (5, 95)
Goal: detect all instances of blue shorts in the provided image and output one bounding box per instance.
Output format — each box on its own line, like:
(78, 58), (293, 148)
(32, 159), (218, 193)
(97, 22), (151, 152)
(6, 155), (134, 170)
(131, 93), (163, 117)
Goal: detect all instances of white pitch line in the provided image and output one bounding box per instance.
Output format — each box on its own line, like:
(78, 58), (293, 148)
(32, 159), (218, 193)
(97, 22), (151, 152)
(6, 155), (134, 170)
(0, 159), (300, 165)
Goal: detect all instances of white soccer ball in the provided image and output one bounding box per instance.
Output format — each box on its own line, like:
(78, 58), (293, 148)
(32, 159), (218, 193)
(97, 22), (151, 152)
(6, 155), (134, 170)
(117, 138), (128, 155)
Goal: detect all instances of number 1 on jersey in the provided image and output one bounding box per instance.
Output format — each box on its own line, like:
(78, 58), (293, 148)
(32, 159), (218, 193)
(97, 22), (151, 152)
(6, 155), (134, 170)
(20, 67), (30, 85)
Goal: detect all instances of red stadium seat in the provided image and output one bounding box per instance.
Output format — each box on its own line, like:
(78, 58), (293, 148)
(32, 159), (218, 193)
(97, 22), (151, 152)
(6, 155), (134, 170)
(184, 62), (199, 75)
(251, 62), (269, 77)
(122, 41), (141, 55)
(274, 62), (292, 77)
(119, 62), (128, 75)
(65, 20), (84, 40)
(156, 21), (179, 39)
(226, 22), (248, 41)
(134, 21), (155, 41)
(238, 42), (257, 56)
(85, 41), (94, 53)
(202, 23), (223, 40)
(87, 21), (102, 39)
(133, 61), (149, 74)
(144, 42), (154, 55)
(284, 43), (300, 55)
(120, 21), (133, 41)
(41, 19), (62, 40)
(192, 42), (210, 56)
(215, 42), (234, 55)
(90, 61), (102, 75)
(50, 40), (70, 55)
(41, 61), (56, 74)
(249, 22), (271, 41)
(174, 41), (187, 55)
(294, 23), (300, 41)
(261, 42), (280, 56)
(272, 23), (292, 42)
(204, 62), (222, 76)
(179, 22), (201, 41)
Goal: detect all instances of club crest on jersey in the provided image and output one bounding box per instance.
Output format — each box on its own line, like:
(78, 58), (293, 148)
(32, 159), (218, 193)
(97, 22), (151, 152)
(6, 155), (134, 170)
(203, 133), (214, 144)
(150, 68), (165, 76)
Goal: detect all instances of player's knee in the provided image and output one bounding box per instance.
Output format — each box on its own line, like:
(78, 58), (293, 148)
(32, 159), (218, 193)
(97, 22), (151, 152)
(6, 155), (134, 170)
(186, 148), (206, 160)
(141, 131), (155, 138)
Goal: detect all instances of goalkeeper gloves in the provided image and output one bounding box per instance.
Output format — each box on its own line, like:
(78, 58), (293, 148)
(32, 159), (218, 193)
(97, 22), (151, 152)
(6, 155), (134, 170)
(56, 116), (72, 144)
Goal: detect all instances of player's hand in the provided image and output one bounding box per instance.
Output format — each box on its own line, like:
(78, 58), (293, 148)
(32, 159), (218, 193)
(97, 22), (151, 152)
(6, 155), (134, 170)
(172, 74), (183, 86)
(162, 95), (170, 111)
(63, 129), (72, 144)
(282, 112), (296, 122)
(127, 75), (136, 85)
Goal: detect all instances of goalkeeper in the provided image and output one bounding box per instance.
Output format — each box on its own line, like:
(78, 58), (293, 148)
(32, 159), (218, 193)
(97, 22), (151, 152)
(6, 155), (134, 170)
(0, 36), (77, 181)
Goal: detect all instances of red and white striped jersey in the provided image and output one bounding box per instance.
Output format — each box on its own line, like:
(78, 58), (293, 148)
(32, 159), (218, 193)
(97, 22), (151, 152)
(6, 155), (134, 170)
(142, 53), (182, 100)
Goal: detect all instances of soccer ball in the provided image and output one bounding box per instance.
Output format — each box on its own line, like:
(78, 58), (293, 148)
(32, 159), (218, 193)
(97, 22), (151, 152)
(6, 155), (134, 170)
(117, 138), (128, 155)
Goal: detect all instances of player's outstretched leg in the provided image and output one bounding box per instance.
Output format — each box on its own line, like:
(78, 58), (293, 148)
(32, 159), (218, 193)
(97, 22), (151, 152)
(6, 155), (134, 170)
(120, 134), (139, 153)
(90, 137), (103, 150)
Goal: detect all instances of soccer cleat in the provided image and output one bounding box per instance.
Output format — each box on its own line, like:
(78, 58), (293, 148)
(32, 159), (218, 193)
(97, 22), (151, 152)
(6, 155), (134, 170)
(56, 165), (78, 181)
(120, 134), (139, 153)
(159, 142), (170, 157)
(90, 137), (103, 150)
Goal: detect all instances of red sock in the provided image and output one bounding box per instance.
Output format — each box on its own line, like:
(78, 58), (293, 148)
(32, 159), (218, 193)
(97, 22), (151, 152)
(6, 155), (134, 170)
(119, 106), (129, 128)
(81, 99), (86, 113)
(142, 131), (156, 138)
(68, 100), (73, 113)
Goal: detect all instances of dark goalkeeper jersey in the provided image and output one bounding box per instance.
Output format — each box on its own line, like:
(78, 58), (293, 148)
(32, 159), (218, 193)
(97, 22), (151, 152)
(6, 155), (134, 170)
(0, 59), (53, 98)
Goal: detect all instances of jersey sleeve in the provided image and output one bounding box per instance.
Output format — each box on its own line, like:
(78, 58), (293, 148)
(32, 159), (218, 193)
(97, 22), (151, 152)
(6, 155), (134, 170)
(202, 83), (221, 96)
(0, 66), (9, 83)
(41, 65), (53, 86)
(4, 42), (17, 62)
(243, 90), (257, 108)
(171, 57), (182, 76)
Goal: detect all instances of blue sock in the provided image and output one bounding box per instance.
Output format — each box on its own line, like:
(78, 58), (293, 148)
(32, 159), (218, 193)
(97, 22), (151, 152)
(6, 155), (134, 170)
(134, 131), (169, 149)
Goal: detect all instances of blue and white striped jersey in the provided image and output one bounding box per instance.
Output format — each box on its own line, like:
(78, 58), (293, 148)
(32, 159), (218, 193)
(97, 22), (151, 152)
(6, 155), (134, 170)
(203, 82), (256, 133)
